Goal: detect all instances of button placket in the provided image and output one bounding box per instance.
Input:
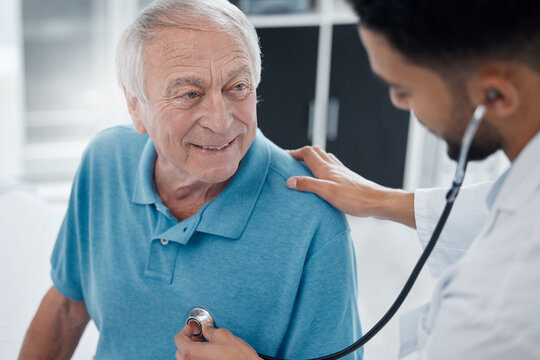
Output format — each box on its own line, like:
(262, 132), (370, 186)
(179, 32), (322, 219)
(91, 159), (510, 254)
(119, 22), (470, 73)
(144, 238), (180, 283)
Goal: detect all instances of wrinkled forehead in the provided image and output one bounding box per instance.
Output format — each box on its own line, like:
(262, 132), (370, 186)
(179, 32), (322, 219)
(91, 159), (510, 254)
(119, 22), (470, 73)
(143, 22), (252, 69)
(140, 26), (255, 97)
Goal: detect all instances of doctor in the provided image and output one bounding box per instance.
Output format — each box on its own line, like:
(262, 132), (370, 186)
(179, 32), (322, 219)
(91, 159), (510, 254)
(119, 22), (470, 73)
(175, 0), (540, 359)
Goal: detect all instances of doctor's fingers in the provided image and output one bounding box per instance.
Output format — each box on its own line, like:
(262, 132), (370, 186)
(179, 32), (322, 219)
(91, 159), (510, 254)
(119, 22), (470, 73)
(175, 326), (208, 360)
(287, 177), (337, 199)
(176, 340), (206, 360)
(175, 324), (203, 347)
(326, 152), (343, 165)
(288, 146), (325, 162)
(174, 323), (227, 349)
(289, 146), (343, 167)
(309, 145), (334, 161)
(310, 146), (344, 166)
(176, 325), (260, 360)
(286, 147), (332, 178)
(287, 145), (334, 162)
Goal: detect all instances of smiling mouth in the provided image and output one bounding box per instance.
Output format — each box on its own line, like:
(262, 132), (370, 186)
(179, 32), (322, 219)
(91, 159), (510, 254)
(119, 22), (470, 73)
(194, 139), (233, 151)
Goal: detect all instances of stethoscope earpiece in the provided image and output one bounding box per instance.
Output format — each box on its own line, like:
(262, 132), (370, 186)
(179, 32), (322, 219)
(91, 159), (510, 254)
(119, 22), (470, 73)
(486, 88), (500, 102)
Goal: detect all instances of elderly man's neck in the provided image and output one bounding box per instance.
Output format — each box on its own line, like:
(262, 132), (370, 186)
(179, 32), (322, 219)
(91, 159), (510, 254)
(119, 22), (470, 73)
(153, 158), (231, 221)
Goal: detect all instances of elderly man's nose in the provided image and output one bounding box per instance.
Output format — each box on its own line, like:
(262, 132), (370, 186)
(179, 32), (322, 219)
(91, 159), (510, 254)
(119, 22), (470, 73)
(200, 95), (233, 132)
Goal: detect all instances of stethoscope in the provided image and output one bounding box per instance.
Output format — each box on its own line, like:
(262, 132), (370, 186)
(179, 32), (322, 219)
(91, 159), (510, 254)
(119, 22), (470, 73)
(186, 93), (496, 360)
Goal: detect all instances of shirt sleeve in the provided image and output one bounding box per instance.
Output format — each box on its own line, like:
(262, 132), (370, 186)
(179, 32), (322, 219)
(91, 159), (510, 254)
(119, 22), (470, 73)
(50, 161), (90, 302)
(277, 230), (363, 360)
(413, 182), (493, 278)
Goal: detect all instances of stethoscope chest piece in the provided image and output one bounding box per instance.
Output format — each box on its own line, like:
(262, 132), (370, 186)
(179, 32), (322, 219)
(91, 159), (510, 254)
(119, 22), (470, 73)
(186, 307), (214, 337)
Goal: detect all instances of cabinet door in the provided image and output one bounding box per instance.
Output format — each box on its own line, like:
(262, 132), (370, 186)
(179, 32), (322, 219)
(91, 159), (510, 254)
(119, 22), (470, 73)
(255, 27), (319, 149)
(327, 25), (410, 188)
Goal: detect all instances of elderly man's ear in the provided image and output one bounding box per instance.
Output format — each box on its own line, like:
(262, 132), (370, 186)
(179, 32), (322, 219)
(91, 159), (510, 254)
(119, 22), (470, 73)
(123, 87), (147, 135)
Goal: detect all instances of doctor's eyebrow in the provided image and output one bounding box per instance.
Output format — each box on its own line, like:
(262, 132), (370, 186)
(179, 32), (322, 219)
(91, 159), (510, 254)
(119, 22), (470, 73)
(372, 72), (403, 89)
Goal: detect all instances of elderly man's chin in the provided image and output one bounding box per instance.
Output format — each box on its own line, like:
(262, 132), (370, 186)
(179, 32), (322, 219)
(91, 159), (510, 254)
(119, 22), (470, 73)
(187, 143), (249, 184)
(193, 162), (241, 184)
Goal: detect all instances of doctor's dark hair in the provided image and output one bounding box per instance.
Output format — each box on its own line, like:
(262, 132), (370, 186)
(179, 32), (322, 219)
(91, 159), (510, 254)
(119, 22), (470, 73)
(348, 0), (540, 74)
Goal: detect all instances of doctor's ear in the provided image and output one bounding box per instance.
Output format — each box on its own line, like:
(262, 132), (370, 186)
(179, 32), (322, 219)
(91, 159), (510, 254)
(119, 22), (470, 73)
(123, 87), (147, 135)
(469, 74), (520, 118)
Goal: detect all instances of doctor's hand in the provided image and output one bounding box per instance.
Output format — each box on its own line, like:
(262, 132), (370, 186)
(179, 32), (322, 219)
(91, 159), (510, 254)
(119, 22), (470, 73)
(175, 323), (261, 360)
(286, 146), (416, 228)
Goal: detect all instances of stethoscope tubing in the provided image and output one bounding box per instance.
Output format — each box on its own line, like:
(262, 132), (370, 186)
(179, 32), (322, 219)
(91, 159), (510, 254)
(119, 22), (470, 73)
(259, 194), (457, 360)
(258, 103), (487, 360)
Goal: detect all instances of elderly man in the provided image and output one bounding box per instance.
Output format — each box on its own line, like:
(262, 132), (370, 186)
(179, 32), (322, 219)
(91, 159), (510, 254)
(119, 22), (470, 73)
(18, 1), (361, 359)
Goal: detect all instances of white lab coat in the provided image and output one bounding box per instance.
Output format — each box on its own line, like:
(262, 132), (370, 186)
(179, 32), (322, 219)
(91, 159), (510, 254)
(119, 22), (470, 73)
(401, 131), (540, 359)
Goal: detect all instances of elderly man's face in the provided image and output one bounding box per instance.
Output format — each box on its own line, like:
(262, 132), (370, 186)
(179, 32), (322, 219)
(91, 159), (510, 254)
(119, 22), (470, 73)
(131, 26), (257, 184)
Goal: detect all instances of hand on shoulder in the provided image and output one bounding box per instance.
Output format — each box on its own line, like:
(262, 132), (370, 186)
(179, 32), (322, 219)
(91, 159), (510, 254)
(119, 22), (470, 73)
(286, 146), (415, 228)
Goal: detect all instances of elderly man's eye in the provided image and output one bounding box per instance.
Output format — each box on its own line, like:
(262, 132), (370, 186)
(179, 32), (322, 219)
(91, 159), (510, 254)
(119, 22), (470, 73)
(228, 83), (251, 100)
(233, 83), (247, 91)
(184, 91), (199, 99)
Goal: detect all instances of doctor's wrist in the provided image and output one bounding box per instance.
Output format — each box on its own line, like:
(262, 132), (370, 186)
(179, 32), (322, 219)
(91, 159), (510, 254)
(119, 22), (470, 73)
(373, 189), (416, 229)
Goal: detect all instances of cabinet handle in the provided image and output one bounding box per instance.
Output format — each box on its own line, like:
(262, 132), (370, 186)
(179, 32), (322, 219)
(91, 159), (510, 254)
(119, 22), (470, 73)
(308, 97), (340, 141)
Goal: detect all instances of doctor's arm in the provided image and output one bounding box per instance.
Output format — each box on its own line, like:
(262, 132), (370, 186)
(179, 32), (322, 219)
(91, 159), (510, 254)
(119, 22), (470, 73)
(286, 146), (493, 276)
(18, 286), (90, 360)
(286, 146), (415, 228)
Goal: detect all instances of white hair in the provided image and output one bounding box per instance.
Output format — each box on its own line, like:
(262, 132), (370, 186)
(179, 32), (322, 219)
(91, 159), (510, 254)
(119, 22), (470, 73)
(116, 0), (261, 103)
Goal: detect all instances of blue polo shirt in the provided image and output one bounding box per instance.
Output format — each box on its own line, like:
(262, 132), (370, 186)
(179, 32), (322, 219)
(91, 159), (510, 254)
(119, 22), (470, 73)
(51, 125), (362, 359)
